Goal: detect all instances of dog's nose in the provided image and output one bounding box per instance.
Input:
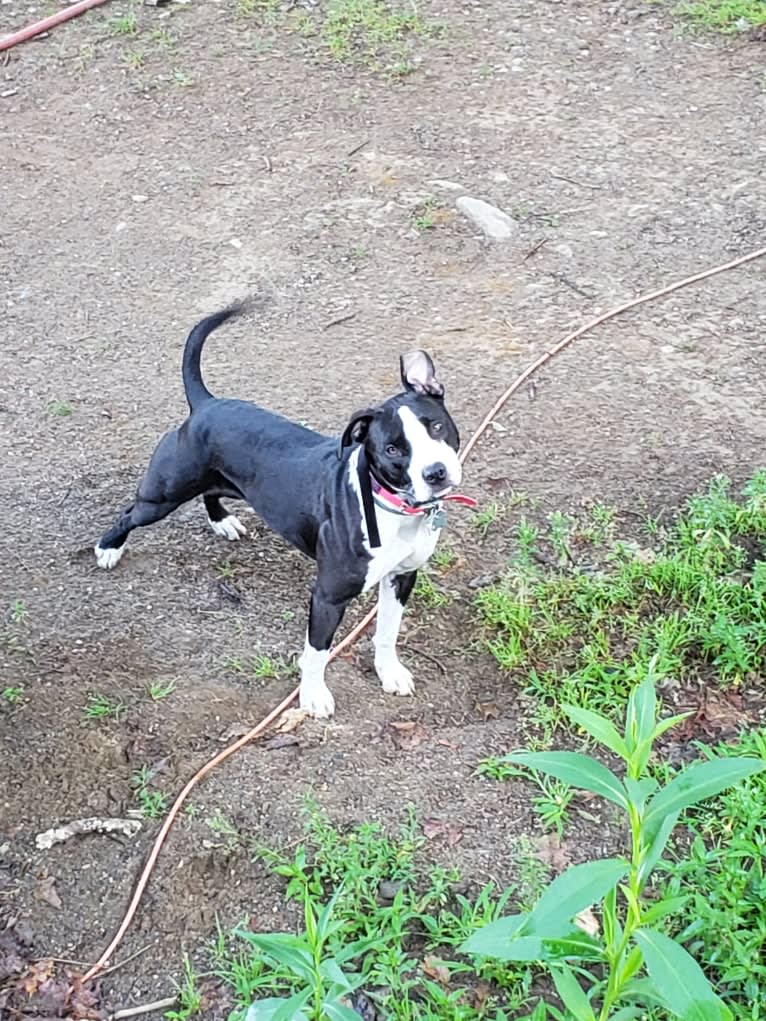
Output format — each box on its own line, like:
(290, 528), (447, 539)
(423, 462), (448, 487)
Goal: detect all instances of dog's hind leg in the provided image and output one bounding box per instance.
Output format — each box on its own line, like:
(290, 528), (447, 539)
(95, 430), (207, 569)
(374, 571), (417, 696)
(203, 495), (248, 542)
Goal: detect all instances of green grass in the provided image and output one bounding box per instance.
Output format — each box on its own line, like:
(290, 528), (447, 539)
(661, 729), (766, 1018)
(213, 803), (543, 1020)
(674, 0), (766, 31)
(84, 694), (123, 720)
(477, 472), (766, 732)
(237, 0), (439, 73)
(413, 571), (449, 609)
(47, 399), (74, 418)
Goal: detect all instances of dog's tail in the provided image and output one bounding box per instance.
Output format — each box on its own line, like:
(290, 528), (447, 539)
(182, 303), (245, 412)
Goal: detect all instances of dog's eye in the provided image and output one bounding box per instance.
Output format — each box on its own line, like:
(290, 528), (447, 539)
(386, 444), (400, 457)
(431, 422), (443, 435)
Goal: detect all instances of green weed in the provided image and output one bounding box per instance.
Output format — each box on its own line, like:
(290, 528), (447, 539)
(413, 571), (449, 609)
(2, 686), (24, 705)
(473, 502), (501, 538)
(85, 694), (123, 720)
(478, 472), (766, 729)
(165, 954), (202, 1019)
(461, 671), (765, 1020)
(675, 0), (766, 31)
(47, 399), (74, 417)
(411, 196), (440, 232)
(148, 680), (177, 701)
(132, 766), (169, 819)
(107, 10), (138, 35)
(216, 802), (538, 1019)
(661, 729), (766, 1017)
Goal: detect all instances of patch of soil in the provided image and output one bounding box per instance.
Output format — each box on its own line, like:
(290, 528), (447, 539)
(1, 0), (764, 1017)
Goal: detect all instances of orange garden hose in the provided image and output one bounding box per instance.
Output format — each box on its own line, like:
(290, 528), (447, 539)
(0, 0), (110, 52)
(80, 244), (766, 985)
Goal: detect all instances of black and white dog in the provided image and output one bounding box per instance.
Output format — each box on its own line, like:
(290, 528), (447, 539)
(95, 305), (471, 718)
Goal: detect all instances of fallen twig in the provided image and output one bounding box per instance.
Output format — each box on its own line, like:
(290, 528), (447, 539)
(36, 817), (141, 851)
(110, 996), (177, 1019)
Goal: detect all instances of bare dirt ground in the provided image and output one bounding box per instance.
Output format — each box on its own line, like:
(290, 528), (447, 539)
(1, 0), (765, 1017)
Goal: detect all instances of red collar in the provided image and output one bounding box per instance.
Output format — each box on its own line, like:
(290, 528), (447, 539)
(370, 475), (477, 516)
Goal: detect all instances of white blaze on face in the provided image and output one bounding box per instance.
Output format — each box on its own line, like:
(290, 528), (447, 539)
(398, 405), (462, 502)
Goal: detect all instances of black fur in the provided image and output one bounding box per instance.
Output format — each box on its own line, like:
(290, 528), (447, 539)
(97, 307), (460, 656)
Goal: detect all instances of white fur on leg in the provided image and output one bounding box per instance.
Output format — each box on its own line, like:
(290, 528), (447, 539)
(208, 514), (247, 541)
(94, 544), (125, 570)
(374, 574), (415, 696)
(298, 637), (335, 718)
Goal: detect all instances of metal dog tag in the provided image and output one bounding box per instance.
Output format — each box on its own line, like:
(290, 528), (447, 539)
(429, 508), (447, 531)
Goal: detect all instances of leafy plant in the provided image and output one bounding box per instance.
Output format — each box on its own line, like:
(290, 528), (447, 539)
(238, 886), (369, 1020)
(460, 669), (765, 1020)
(660, 729), (766, 1018)
(2, 686), (24, 704)
(478, 472), (766, 729)
(85, 694), (123, 720)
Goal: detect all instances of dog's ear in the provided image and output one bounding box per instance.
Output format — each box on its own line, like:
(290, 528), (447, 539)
(400, 350), (444, 398)
(338, 408), (376, 458)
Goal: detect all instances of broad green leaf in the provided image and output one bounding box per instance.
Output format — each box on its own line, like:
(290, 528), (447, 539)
(503, 752), (628, 809)
(245, 989), (312, 1021)
(551, 964), (596, 1021)
(641, 894), (691, 927)
(624, 776), (658, 812)
(638, 811), (678, 888)
(320, 959), (355, 991)
(530, 859), (628, 932)
(644, 758), (766, 840)
(462, 921), (602, 964)
(542, 931), (605, 962)
(618, 944), (644, 986)
(607, 1009), (644, 1021)
(236, 932), (313, 981)
(323, 1001), (368, 1021)
(562, 704), (629, 761)
(460, 913), (528, 956)
(634, 928), (733, 1021)
(602, 886), (621, 954)
(652, 712), (692, 741)
(626, 674), (657, 750)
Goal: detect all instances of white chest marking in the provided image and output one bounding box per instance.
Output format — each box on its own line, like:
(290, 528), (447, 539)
(348, 448), (441, 590)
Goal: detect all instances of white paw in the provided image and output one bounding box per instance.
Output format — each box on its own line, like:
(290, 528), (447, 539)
(299, 681), (335, 719)
(209, 514), (247, 541)
(376, 658), (415, 696)
(94, 544), (125, 569)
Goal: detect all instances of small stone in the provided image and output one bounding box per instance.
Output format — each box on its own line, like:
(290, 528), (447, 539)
(131, 194), (149, 203)
(228, 238), (243, 249)
(379, 879), (405, 900)
(456, 196), (516, 240)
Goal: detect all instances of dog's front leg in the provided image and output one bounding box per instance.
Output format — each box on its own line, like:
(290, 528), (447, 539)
(374, 571), (417, 696)
(298, 582), (353, 719)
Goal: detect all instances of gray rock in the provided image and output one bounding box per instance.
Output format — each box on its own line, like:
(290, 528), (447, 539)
(456, 196), (516, 240)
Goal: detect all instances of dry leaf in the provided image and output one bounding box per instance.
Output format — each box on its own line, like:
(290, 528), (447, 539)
(474, 701), (500, 721)
(534, 833), (572, 872)
(264, 733), (300, 751)
(422, 955), (451, 985)
(575, 906), (600, 938)
(274, 708), (308, 734)
(388, 720), (428, 751)
(36, 877), (62, 910)
(436, 738), (461, 751)
(22, 958), (53, 997)
(471, 981), (491, 1010)
(422, 818), (464, 846)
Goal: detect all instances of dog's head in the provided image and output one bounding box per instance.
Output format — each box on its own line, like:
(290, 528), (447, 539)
(339, 350), (462, 504)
